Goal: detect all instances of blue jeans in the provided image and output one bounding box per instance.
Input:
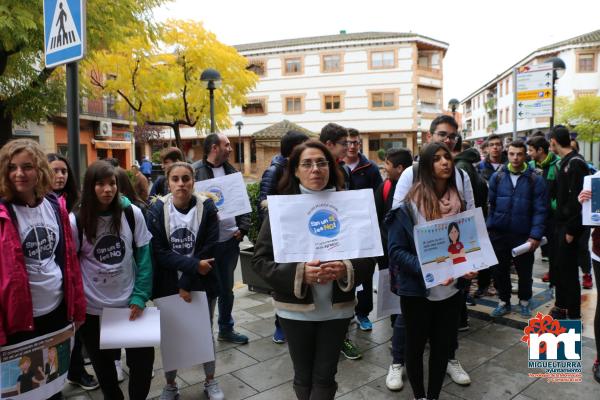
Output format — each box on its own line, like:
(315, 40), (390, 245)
(215, 237), (241, 332)
(391, 313), (406, 365)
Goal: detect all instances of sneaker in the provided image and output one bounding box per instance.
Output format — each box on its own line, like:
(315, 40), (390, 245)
(542, 272), (550, 283)
(583, 273), (593, 289)
(160, 383), (180, 400)
(542, 256), (549, 262)
(593, 360), (600, 384)
(550, 306), (567, 320)
(519, 302), (532, 318)
(385, 364), (404, 391)
(491, 303), (511, 317)
(355, 315), (373, 331)
(204, 380), (225, 400)
(446, 359), (471, 385)
(67, 373), (100, 391)
(115, 360), (124, 383)
(465, 294), (476, 306)
(458, 321), (470, 332)
(340, 339), (362, 360)
(218, 330), (249, 344)
(272, 326), (286, 344)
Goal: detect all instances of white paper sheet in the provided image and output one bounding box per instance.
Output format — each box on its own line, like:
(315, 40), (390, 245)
(511, 236), (548, 257)
(267, 189), (384, 263)
(99, 307), (161, 349)
(582, 175), (600, 226)
(194, 172), (252, 219)
(413, 208), (497, 288)
(153, 292), (215, 372)
(375, 269), (402, 319)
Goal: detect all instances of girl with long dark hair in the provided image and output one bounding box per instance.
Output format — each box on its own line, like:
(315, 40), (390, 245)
(73, 160), (154, 400)
(47, 153), (79, 212)
(386, 142), (477, 400)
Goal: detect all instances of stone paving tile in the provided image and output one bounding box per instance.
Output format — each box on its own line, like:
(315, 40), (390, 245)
(236, 336), (290, 362)
(366, 375), (415, 399)
(239, 316), (277, 338)
(335, 359), (388, 396)
(336, 384), (399, 399)
(361, 343), (394, 370)
(452, 337), (505, 372)
(232, 296), (269, 312)
(244, 302), (277, 319)
(466, 322), (522, 351)
(177, 373), (258, 400)
(232, 353), (294, 392)
(243, 381), (295, 400)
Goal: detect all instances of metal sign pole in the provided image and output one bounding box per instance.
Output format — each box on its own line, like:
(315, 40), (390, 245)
(66, 62), (81, 186)
(512, 67), (517, 141)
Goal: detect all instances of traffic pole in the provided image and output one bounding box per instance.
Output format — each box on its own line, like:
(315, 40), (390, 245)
(512, 67), (517, 141)
(66, 61), (81, 186)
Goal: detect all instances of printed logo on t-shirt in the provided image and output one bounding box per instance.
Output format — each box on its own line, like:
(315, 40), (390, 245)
(170, 227), (196, 255)
(23, 225), (58, 264)
(93, 234), (126, 265)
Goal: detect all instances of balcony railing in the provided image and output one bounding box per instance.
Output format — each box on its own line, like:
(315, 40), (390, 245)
(61, 98), (134, 121)
(416, 66), (442, 78)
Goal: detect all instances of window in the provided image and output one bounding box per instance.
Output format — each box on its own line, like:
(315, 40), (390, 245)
(369, 90), (397, 110)
(283, 57), (303, 75)
(242, 98), (267, 115)
(575, 90), (598, 98)
(418, 55), (430, 67)
(369, 50), (396, 69)
(283, 95), (304, 114)
(321, 53), (342, 72)
(506, 107), (510, 124)
(577, 53), (596, 72)
(322, 94), (343, 112)
(506, 78), (510, 95)
(499, 109), (503, 124)
(247, 59), (266, 77)
(499, 82), (503, 96)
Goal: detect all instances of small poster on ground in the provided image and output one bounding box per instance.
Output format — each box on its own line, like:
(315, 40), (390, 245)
(194, 172), (251, 219)
(267, 189), (384, 263)
(0, 325), (74, 400)
(413, 208), (496, 288)
(375, 268), (402, 319)
(582, 175), (600, 225)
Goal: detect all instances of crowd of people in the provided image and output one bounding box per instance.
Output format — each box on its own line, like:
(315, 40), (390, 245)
(0, 112), (599, 400)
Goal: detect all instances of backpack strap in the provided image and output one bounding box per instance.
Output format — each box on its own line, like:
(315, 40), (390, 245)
(123, 205), (137, 249)
(382, 179), (393, 203)
(75, 212), (83, 253)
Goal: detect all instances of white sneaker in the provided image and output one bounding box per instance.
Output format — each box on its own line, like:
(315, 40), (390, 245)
(115, 360), (124, 383)
(204, 380), (225, 400)
(446, 359), (471, 385)
(385, 363), (404, 391)
(160, 383), (179, 400)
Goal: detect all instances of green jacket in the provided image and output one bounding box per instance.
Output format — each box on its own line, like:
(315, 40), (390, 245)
(528, 152), (560, 211)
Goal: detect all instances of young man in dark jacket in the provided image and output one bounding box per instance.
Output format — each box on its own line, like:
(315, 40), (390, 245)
(320, 123), (353, 190)
(487, 140), (547, 318)
(149, 147), (184, 198)
(193, 133), (251, 344)
(549, 126), (589, 320)
(477, 134), (506, 182)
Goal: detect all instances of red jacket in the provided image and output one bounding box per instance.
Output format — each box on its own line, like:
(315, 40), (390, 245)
(0, 194), (86, 345)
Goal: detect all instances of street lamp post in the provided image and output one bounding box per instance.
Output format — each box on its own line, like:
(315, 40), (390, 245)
(448, 98), (460, 119)
(200, 68), (222, 133)
(235, 121), (244, 172)
(547, 57), (566, 128)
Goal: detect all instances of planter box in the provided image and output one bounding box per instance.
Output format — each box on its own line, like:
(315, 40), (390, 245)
(239, 245), (273, 294)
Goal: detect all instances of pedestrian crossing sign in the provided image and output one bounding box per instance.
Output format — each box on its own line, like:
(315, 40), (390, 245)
(44, 0), (86, 68)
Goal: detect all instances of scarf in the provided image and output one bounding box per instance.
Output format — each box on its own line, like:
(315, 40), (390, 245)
(438, 188), (462, 218)
(507, 162), (527, 175)
(538, 152), (554, 168)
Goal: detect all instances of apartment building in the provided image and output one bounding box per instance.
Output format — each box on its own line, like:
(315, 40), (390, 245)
(461, 29), (600, 156)
(173, 31), (449, 175)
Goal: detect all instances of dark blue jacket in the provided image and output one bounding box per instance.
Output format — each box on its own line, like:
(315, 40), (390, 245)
(147, 194), (219, 299)
(486, 165), (547, 240)
(349, 153), (383, 192)
(258, 154), (286, 221)
(477, 154), (507, 182)
(386, 203), (468, 297)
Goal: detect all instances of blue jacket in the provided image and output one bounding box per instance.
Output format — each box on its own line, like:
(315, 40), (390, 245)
(258, 154), (286, 221)
(349, 153), (383, 192)
(140, 159), (152, 175)
(385, 203), (468, 297)
(147, 194), (219, 299)
(486, 165), (547, 240)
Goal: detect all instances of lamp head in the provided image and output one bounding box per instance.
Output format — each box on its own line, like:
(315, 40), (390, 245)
(200, 68), (222, 89)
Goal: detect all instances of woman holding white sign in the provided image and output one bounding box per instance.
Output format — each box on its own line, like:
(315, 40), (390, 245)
(73, 160), (154, 400)
(147, 161), (225, 400)
(252, 140), (365, 400)
(387, 142), (477, 400)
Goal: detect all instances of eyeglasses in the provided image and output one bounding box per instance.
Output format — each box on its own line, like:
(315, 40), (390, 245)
(434, 131), (458, 141)
(299, 160), (330, 170)
(347, 140), (361, 147)
(336, 141), (349, 147)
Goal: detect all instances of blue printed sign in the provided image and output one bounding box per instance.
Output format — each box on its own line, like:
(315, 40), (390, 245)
(308, 209), (340, 238)
(44, 0), (86, 68)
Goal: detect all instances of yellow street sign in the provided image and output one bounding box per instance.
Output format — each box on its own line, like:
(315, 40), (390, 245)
(516, 89), (552, 101)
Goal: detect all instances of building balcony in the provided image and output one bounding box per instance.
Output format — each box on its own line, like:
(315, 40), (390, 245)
(416, 66), (442, 79)
(60, 98), (135, 123)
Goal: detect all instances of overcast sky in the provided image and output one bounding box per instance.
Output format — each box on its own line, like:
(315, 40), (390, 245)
(154, 0), (599, 105)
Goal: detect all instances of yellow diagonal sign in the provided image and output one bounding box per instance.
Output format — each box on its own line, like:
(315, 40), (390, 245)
(516, 89), (552, 101)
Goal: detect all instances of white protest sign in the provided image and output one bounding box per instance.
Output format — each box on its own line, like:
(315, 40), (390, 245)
(375, 268), (401, 319)
(154, 292), (215, 372)
(267, 189), (383, 263)
(414, 208), (496, 288)
(0, 325), (74, 400)
(194, 172), (251, 219)
(99, 307), (161, 349)
(582, 175), (600, 226)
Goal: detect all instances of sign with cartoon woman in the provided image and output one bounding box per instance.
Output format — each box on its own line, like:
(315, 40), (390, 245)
(267, 189), (384, 263)
(414, 208), (497, 288)
(193, 172), (252, 219)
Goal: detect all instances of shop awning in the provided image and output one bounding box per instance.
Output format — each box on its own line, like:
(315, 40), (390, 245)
(94, 140), (131, 150)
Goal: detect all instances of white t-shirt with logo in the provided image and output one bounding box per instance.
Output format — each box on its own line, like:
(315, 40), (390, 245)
(168, 198), (200, 277)
(71, 205), (152, 315)
(12, 199), (63, 317)
(210, 166), (238, 242)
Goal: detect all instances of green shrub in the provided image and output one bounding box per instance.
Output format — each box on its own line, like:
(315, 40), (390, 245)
(152, 151), (161, 164)
(246, 182), (260, 244)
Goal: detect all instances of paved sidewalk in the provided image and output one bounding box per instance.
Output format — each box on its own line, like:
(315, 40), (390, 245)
(64, 253), (599, 400)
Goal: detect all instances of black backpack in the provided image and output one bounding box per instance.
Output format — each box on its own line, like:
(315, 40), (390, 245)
(455, 160), (489, 217)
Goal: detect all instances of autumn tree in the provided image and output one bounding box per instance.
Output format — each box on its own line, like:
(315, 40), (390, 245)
(558, 95), (600, 143)
(85, 19), (258, 151)
(0, 0), (168, 146)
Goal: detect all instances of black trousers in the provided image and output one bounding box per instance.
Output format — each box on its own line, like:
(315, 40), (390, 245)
(6, 303), (69, 400)
(67, 331), (87, 380)
(491, 236), (534, 304)
(578, 228), (591, 274)
(593, 260), (600, 357)
(401, 292), (461, 400)
(476, 268), (492, 291)
(79, 314), (154, 400)
(279, 317), (350, 389)
(354, 258), (376, 318)
(553, 226), (582, 318)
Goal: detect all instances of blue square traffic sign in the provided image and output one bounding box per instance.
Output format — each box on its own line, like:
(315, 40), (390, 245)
(43, 0), (86, 68)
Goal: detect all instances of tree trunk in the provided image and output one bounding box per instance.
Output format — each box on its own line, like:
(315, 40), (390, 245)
(172, 124), (184, 155)
(0, 102), (13, 147)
